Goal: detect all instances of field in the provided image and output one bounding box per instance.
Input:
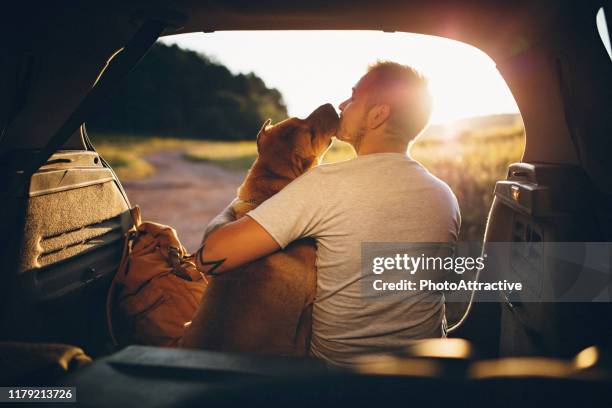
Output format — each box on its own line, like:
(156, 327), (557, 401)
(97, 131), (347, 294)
(92, 118), (525, 242)
(92, 135), (202, 180)
(411, 125), (525, 241)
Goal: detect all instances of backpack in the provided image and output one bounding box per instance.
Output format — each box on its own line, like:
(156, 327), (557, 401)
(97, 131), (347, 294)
(106, 207), (207, 347)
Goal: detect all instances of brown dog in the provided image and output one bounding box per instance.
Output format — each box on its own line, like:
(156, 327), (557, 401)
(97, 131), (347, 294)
(181, 104), (339, 355)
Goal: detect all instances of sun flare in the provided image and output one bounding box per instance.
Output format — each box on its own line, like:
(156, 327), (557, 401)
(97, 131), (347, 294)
(161, 30), (519, 126)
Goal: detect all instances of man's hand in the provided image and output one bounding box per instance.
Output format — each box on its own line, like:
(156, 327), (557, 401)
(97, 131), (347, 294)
(195, 215), (280, 275)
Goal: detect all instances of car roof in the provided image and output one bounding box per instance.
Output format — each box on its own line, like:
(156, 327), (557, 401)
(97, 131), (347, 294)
(163, 0), (582, 61)
(0, 0), (606, 155)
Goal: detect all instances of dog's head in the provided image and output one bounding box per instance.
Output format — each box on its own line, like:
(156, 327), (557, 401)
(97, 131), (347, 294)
(255, 103), (339, 178)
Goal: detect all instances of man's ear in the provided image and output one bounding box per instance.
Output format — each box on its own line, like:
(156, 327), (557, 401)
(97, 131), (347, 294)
(366, 104), (391, 130)
(256, 119), (272, 150)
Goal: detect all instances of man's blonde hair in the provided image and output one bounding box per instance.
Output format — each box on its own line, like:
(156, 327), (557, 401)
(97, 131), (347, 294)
(364, 61), (432, 143)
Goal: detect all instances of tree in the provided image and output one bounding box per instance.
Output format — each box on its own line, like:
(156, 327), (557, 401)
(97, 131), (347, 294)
(88, 43), (288, 140)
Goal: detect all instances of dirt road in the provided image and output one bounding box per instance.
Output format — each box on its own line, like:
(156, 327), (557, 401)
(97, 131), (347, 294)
(122, 150), (245, 252)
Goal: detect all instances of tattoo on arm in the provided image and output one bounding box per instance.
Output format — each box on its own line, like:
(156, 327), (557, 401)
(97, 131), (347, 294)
(196, 245), (227, 276)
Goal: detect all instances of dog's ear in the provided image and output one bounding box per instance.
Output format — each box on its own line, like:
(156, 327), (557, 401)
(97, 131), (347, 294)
(291, 153), (317, 175)
(256, 119), (272, 150)
(302, 155), (317, 172)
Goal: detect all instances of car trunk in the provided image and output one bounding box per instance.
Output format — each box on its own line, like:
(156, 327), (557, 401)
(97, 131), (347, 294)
(0, 0), (610, 387)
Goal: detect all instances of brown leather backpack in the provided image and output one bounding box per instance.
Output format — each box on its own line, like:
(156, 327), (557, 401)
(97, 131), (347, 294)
(106, 207), (206, 347)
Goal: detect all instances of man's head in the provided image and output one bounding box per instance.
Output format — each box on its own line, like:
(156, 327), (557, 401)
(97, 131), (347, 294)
(337, 61), (432, 153)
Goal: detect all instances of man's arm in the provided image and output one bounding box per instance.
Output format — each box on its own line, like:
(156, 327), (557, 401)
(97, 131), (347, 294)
(196, 166), (326, 275)
(195, 215), (280, 275)
(201, 199), (238, 244)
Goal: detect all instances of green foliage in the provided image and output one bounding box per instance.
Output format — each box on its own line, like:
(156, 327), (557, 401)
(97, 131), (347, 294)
(88, 43), (288, 140)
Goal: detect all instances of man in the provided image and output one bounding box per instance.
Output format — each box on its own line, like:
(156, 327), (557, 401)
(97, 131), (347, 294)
(195, 61), (460, 366)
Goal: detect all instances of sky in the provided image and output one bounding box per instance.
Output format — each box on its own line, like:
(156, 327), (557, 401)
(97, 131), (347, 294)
(161, 15), (611, 125)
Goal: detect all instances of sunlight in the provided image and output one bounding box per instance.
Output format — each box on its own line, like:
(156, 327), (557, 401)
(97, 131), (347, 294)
(160, 31), (519, 126)
(436, 124), (461, 140)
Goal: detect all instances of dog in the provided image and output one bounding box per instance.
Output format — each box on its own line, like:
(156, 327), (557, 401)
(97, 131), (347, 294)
(181, 103), (339, 356)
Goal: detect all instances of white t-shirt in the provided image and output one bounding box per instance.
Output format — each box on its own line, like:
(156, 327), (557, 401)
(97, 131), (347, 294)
(247, 152), (461, 366)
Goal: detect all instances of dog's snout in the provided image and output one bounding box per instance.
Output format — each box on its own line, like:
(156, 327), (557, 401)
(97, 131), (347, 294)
(317, 103), (339, 122)
(308, 103), (339, 134)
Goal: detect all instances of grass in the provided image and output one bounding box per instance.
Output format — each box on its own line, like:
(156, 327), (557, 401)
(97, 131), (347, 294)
(93, 134), (260, 175)
(91, 124), (525, 241)
(411, 126), (525, 241)
(183, 141), (258, 171)
(91, 133), (202, 181)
